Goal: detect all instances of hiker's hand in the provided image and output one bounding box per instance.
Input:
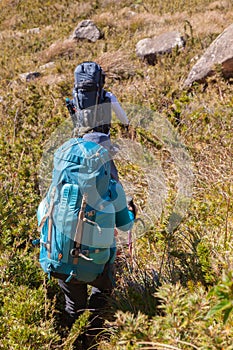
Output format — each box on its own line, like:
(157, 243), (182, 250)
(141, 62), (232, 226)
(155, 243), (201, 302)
(127, 197), (137, 219)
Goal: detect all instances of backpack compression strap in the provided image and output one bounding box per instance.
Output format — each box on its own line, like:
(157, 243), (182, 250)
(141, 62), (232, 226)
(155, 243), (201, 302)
(37, 187), (56, 259)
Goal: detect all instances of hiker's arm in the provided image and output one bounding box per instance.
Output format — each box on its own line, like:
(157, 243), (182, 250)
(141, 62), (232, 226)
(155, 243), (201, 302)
(105, 92), (129, 125)
(116, 207), (134, 232)
(111, 182), (135, 231)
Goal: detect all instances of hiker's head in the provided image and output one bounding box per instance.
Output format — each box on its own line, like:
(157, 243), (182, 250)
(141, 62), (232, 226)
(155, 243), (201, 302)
(74, 61), (105, 90)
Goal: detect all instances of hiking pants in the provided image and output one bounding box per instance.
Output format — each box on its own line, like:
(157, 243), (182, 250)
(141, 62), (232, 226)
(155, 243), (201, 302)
(58, 281), (111, 329)
(58, 262), (114, 330)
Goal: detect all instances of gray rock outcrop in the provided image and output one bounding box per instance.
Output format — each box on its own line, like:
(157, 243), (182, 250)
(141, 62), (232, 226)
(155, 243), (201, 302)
(184, 23), (233, 86)
(136, 31), (185, 65)
(70, 20), (101, 43)
(19, 72), (41, 82)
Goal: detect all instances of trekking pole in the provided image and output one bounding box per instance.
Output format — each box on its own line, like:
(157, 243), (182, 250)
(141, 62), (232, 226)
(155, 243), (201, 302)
(128, 218), (145, 261)
(128, 229), (133, 257)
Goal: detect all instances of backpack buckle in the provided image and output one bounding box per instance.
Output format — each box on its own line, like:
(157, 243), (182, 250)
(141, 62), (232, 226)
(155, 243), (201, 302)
(70, 248), (80, 257)
(70, 247), (93, 261)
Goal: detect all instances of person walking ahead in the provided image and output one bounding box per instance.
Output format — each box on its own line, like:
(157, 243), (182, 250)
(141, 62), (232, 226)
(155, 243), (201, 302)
(66, 61), (129, 181)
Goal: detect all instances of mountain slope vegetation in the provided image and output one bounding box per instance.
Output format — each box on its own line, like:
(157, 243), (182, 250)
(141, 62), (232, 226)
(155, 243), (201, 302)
(0, 0), (233, 349)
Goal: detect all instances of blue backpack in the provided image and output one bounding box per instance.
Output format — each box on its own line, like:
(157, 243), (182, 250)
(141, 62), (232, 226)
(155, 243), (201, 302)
(66, 61), (112, 136)
(37, 138), (117, 283)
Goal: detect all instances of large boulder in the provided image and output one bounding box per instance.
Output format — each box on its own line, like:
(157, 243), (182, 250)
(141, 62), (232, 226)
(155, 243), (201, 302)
(136, 31), (185, 65)
(70, 19), (101, 43)
(184, 23), (233, 86)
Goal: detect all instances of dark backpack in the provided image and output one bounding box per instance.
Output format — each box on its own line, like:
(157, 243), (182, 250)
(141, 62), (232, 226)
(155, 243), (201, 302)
(37, 138), (117, 283)
(67, 61), (112, 136)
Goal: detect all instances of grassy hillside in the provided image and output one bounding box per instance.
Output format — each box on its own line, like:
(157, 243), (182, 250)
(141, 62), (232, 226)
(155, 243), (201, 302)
(0, 0), (233, 349)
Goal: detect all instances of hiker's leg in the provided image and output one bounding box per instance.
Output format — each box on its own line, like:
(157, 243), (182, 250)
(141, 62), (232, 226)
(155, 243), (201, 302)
(84, 286), (112, 349)
(88, 286), (112, 328)
(84, 262), (114, 347)
(58, 279), (88, 328)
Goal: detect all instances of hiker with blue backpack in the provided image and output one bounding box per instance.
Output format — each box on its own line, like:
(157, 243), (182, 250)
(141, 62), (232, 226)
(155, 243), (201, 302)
(37, 63), (137, 348)
(66, 61), (129, 182)
(37, 138), (136, 349)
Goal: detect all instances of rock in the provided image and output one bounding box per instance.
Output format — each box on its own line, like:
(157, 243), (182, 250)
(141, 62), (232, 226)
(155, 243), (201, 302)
(39, 62), (55, 71)
(184, 23), (233, 86)
(70, 19), (101, 42)
(136, 31), (185, 65)
(19, 72), (41, 82)
(26, 27), (40, 34)
(207, 0), (231, 10)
